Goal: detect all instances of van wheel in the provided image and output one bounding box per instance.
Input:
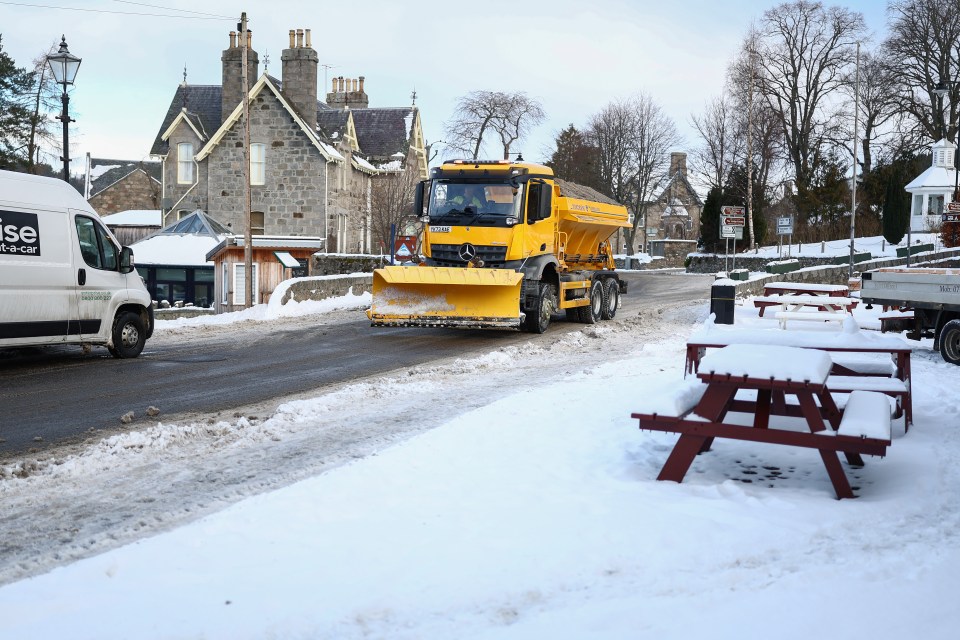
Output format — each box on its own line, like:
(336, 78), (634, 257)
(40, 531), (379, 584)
(939, 319), (960, 365)
(578, 279), (603, 324)
(601, 279), (619, 320)
(111, 311), (146, 359)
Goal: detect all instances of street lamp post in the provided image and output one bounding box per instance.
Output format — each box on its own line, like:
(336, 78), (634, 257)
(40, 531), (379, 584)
(46, 36), (81, 183)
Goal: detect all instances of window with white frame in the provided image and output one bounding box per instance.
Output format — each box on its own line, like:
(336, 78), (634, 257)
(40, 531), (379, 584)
(221, 262), (229, 304)
(251, 143), (266, 185)
(177, 143), (194, 184)
(251, 211), (265, 235)
(233, 263), (259, 305)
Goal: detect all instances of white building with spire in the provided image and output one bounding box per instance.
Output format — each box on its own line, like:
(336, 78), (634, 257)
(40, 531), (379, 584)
(905, 138), (958, 232)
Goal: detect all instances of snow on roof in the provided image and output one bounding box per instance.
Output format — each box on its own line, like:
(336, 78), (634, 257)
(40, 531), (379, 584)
(352, 154), (378, 174)
(89, 164), (120, 181)
(131, 234), (222, 266)
(376, 159), (404, 172)
(905, 166), (958, 191)
(101, 210), (162, 227)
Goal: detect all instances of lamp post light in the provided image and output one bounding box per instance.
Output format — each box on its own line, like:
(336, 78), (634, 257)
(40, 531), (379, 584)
(46, 36), (81, 183)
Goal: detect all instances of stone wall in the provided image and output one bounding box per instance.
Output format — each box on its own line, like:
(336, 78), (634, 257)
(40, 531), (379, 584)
(311, 253), (387, 275)
(89, 171), (160, 216)
(278, 274), (372, 305)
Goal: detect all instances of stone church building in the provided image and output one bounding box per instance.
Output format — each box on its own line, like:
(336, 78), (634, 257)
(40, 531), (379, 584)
(150, 28), (427, 253)
(644, 152), (703, 242)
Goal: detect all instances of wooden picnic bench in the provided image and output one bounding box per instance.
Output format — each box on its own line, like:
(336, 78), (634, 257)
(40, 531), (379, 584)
(684, 324), (913, 431)
(632, 344), (892, 499)
(763, 281), (850, 298)
(754, 294), (858, 317)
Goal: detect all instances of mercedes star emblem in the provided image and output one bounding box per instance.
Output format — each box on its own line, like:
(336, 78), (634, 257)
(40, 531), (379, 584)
(458, 243), (477, 262)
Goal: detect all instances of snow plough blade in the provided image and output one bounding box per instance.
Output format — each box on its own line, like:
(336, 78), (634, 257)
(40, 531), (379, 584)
(367, 265), (525, 329)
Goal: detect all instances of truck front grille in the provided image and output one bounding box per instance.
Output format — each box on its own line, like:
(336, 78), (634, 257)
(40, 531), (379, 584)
(430, 244), (508, 268)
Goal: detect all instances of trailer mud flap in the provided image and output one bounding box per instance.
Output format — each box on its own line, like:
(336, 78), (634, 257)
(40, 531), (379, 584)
(367, 265), (524, 329)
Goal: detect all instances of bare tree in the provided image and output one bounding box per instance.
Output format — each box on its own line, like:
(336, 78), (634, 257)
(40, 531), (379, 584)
(443, 90), (545, 160)
(26, 43), (60, 173)
(884, 0), (960, 144)
(851, 51), (903, 175)
(370, 165), (421, 254)
(751, 1), (866, 213)
(690, 95), (743, 194)
(589, 94), (681, 254)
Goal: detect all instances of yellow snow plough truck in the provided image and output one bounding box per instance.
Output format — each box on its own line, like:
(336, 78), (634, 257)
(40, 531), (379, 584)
(367, 159), (630, 333)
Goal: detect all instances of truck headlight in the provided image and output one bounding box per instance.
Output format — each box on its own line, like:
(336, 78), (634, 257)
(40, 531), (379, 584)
(506, 216), (518, 226)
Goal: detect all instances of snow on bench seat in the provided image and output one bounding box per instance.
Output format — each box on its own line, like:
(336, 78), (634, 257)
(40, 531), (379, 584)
(827, 376), (907, 393)
(634, 379), (708, 417)
(837, 390), (892, 441)
(829, 355), (896, 377)
(775, 310), (848, 329)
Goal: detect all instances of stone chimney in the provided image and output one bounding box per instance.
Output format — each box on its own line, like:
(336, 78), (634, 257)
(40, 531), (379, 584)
(669, 152), (687, 178)
(221, 30), (260, 122)
(281, 27), (319, 129)
(326, 74), (369, 110)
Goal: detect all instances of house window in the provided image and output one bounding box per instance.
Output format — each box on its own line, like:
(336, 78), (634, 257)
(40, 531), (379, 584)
(177, 143), (194, 184)
(178, 209), (190, 220)
(251, 143), (266, 185)
(251, 211), (265, 235)
(221, 262), (229, 304)
(233, 263), (259, 305)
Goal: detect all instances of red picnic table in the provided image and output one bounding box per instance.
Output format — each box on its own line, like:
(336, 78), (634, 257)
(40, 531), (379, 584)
(632, 344), (893, 499)
(684, 323), (913, 431)
(762, 281), (850, 297)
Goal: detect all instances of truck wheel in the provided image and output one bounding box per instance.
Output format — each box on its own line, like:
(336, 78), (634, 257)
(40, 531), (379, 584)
(601, 278), (619, 320)
(578, 279), (603, 324)
(524, 283), (555, 334)
(111, 311), (146, 359)
(939, 319), (960, 365)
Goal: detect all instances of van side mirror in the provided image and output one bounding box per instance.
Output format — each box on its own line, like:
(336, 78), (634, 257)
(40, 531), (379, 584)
(119, 246), (135, 274)
(414, 181), (427, 220)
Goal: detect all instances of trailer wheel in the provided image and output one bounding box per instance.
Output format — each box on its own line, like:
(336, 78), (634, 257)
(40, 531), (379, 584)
(939, 319), (960, 365)
(578, 279), (603, 324)
(601, 278), (619, 320)
(110, 311), (146, 359)
(524, 283), (555, 334)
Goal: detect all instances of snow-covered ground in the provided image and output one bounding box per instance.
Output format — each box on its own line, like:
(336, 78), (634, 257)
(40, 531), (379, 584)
(725, 232), (940, 260)
(1, 293), (958, 639)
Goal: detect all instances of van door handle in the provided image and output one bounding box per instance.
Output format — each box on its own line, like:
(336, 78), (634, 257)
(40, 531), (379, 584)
(78, 268), (86, 286)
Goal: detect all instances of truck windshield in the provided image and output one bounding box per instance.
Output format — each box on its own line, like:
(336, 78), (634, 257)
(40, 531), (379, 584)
(428, 180), (523, 225)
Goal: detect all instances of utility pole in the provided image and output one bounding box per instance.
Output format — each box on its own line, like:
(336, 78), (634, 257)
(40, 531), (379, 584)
(746, 43), (756, 251)
(848, 42), (860, 279)
(241, 12), (253, 308)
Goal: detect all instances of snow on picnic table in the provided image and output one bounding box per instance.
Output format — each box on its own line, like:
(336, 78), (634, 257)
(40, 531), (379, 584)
(0, 293), (957, 639)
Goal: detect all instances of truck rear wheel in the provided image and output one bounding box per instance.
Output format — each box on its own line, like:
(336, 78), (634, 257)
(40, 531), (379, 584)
(110, 311), (146, 359)
(601, 279), (619, 320)
(524, 283), (555, 334)
(577, 279), (603, 324)
(939, 319), (960, 365)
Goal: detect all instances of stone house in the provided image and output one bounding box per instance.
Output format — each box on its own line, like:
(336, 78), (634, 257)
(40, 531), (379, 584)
(149, 27), (426, 254)
(84, 157), (162, 216)
(643, 152), (703, 243)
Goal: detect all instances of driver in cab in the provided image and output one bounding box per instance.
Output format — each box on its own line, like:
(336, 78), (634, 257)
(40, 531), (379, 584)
(449, 185), (487, 211)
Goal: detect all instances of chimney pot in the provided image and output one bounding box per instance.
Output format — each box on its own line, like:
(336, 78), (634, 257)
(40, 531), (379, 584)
(332, 78), (337, 92)
(246, 30), (252, 48)
(305, 29), (312, 48)
(288, 29), (295, 48)
(229, 31), (236, 48)
(359, 76), (365, 93)
(296, 28), (304, 48)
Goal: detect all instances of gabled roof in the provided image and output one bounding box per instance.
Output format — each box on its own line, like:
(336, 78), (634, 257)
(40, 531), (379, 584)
(196, 75), (343, 163)
(101, 209), (162, 227)
(351, 107), (417, 160)
(88, 158), (161, 199)
(658, 170), (704, 206)
(131, 210), (230, 267)
(150, 85), (223, 156)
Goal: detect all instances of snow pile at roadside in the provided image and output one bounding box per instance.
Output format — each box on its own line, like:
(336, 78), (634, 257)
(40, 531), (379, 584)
(1, 307), (958, 639)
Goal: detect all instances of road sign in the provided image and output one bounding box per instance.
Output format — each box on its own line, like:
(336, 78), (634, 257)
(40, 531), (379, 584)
(947, 201), (960, 213)
(393, 235), (417, 259)
(943, 213), (960, 223)
(777, 216), (792, 226)
(721, 206), (745, 216)
(722, 216), (746, 226)
(720, 225), (743, 240)
(777, 226), (793, 235)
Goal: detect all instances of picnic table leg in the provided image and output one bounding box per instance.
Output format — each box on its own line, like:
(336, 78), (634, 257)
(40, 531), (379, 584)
(658, 435), (708, 483)
(818, 449), (856, 499)
(754, 388), (772, 429)
(899, 353), (913, 433)
(695, 385), (736, 422)
(797, 392), (827, 432)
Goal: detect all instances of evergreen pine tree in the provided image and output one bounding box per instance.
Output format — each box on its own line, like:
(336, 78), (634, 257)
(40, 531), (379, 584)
(0, 35), (35, 170)
(700, 187), (722, 253)
(882, 169), (908, 245)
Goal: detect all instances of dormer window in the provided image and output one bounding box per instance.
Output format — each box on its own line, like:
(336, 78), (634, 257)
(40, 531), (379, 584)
(177, 142), (194, 184)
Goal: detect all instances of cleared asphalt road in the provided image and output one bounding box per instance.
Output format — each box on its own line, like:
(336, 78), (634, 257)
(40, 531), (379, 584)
(0, 271), (712, 456)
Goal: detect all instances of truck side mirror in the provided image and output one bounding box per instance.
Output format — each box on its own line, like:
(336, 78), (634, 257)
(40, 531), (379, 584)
(414, 181), (427, 220)
(539, 184), (553, 220)
(527, 182), (542, 223)
(119, 246), (135, 274)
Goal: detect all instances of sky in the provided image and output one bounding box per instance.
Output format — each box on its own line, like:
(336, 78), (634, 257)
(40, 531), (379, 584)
(0, 271), (957, 638)
(1, 0), (889, 173)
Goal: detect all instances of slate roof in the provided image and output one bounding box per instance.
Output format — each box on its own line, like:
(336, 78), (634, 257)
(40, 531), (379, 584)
(351, 107), (415, 161)
(89, 158), (161, 198)
(150, 85), (223, 156)
(317, 110), (350, 141)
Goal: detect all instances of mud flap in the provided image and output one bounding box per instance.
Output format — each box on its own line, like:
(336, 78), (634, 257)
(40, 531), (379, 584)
(367, 265), (524, 329)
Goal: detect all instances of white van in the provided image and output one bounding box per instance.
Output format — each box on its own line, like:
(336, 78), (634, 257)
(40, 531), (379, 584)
(0, 169), (153, 358)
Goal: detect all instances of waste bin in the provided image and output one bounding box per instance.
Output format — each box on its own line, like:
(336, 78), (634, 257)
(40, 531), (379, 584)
(710, 283), (735, 325)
